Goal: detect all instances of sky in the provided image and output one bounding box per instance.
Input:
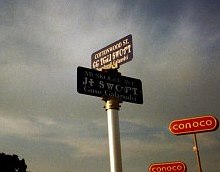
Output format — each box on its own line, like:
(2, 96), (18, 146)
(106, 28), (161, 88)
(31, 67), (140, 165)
(0, 0), (220, 172)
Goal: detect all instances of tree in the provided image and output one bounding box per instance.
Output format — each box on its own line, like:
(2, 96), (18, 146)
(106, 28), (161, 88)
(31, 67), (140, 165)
(0, 153), (27, 172)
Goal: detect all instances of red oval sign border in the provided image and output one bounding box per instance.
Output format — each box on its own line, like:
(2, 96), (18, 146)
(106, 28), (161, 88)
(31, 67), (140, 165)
(169, 115), (219, 135)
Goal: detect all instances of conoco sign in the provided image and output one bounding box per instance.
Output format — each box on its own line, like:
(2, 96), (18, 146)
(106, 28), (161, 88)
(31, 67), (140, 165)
(169, 115), (219, 135)
(149, 161), (187, 172)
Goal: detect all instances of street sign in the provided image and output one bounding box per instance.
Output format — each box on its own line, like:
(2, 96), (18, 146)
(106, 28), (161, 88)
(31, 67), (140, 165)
(91, 34), (133, 70)
(77, 66), (143, 104)
(169, 115), (219, 135)
(149, 161), (187, 172)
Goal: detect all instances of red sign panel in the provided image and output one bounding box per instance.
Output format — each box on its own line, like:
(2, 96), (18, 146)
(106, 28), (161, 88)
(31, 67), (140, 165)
(169, 115), (219, 135)
(149, 161), (187, 172)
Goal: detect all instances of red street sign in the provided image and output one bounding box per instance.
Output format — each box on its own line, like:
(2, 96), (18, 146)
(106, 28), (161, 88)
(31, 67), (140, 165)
(149, 161), (187, 172)
(91, 34), (133, 70)
(169, 115), (219, 135)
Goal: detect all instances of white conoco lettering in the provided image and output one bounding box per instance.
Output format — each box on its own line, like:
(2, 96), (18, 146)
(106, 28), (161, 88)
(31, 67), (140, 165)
(172, 118), (214, 131)
(193, 122), (199, 127)
(151, 165), (183, 172)
(206, 120), (212, 126)
(173, 124), (178, 130)
(179, 124), (185, 130)
(177, 166), (182, 170)
(200, 120), (205, 126)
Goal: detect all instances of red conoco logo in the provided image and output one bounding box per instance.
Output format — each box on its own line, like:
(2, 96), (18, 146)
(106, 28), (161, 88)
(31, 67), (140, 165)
(149, 161), (187, 172)
(169, 115), (219, 135)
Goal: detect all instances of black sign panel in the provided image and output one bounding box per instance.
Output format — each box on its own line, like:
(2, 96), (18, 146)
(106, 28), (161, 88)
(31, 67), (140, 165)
(77, 66), (143, 104)
(91, 34), (133, 70)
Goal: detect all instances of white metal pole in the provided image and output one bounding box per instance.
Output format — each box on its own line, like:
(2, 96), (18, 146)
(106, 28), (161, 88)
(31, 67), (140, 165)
(104, 98), (122, 172)
(107, 108), (122, 172)
(193, 134), (202, 172)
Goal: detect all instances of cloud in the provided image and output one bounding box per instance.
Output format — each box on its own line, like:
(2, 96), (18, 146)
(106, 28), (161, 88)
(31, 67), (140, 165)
(0, 111), (109, 158)
(0, 115), (39, 138)
(0, 114), (62, 139)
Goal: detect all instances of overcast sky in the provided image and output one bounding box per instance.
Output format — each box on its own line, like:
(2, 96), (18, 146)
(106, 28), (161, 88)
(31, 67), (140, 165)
(0, 0), (220, 172)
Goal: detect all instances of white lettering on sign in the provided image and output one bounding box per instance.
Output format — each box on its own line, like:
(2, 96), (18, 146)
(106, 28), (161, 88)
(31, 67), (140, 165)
(151, 165), (183, 172)
(92, 35), (132, 70)
(93, 39), (128, 59)
(82, 77), (138, 97)
(81, 69), (140, 102)
(172, 120), (213, 131)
